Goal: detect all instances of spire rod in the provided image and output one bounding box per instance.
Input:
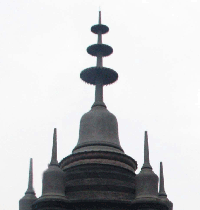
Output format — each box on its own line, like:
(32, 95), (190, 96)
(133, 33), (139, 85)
(94, 11), (105, 107)
(159, 162), (167, 197)
(97, 11), (102, 58)
(50, 128), (58, 165)
(81, 11), (116, 108)
(25, 158), (35, 194)
(99, 10), (101, 25)
(142, 131), (152, 169)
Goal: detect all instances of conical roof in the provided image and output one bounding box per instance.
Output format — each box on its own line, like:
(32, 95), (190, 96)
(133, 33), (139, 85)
(73, 11), (123, 154)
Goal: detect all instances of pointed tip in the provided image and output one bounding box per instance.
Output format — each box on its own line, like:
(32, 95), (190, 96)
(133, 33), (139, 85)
(30, 157), (32, 167)
(50, 128), (58, 166)
(159, 161), (167, 197)
(54, 128), (57, 140)
(145, 130), (148, 139)
(142, 131), (152, 169)
(99, 10), (101, 25)
(25, 158), (35, 194)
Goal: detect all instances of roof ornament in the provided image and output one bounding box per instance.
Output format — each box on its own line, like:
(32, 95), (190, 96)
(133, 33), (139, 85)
(80, 11), (118, 108)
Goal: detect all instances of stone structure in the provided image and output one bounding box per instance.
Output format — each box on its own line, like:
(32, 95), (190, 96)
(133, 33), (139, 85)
(19, 12), (173, 210)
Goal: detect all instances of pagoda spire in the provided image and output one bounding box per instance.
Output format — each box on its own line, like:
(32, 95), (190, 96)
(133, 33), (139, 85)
(73, 12), (123, 154)
(80, 11), (117, 108)
(142, 131), (152, 169)
(50, 128), (58, 166)
(159, 162), (167, 197)
(26, 158), (35, 194)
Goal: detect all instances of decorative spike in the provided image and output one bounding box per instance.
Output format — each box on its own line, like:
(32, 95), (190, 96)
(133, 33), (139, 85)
(99, 10), (101, 25)
(159, 162), (167, 197)
(142, 131), (152, 169)
(50, 128), (58, 166)
(25, 158), (35, 194)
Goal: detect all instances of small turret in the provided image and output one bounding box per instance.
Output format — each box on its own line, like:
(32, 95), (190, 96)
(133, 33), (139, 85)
(135, 131), (158, 199)
(32, 129), (67, 210)
(159, 162), (173, 210)
(42, 128), (65, 197)
(133, 133), (173, 210)
(19, 158), (37, 210)
(159, 162), (167, 198)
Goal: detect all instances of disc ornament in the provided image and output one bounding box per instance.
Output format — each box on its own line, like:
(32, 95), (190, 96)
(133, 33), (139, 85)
(80, 67), (118, 85)
(91, 24), (109, 34)
(87, 44), (113, 57)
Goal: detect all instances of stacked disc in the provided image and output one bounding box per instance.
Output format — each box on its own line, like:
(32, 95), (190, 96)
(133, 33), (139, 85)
(80, 12), (118, 85)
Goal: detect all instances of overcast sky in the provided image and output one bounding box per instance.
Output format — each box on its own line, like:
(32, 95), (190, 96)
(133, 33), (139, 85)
(1, 1), (200, 209)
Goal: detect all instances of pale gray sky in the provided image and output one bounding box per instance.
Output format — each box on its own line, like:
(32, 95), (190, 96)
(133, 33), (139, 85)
(1, 1), (200, 209)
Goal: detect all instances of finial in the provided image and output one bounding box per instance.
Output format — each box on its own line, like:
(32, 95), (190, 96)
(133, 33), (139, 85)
(80, 12), (117, 108)
(25, 158), (35, 194)
(50, 128), (58, 166)
(142, 131), (152, 169)
(159, 162), (167, 197)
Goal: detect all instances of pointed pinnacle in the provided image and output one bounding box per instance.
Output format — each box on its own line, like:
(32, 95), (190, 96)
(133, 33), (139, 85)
(50, 128), (58, 166)
(142, 131), (152, 169)
(99, 10), (101, 25)
(25, 158), (35, 194)
(159, 162), (167, 197)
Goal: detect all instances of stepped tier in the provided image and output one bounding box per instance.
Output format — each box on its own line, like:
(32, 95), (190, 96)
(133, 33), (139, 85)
(60, 151), (137, 203)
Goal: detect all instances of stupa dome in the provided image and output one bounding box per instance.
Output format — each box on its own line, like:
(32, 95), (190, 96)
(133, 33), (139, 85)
(73, 105), (123, 153)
